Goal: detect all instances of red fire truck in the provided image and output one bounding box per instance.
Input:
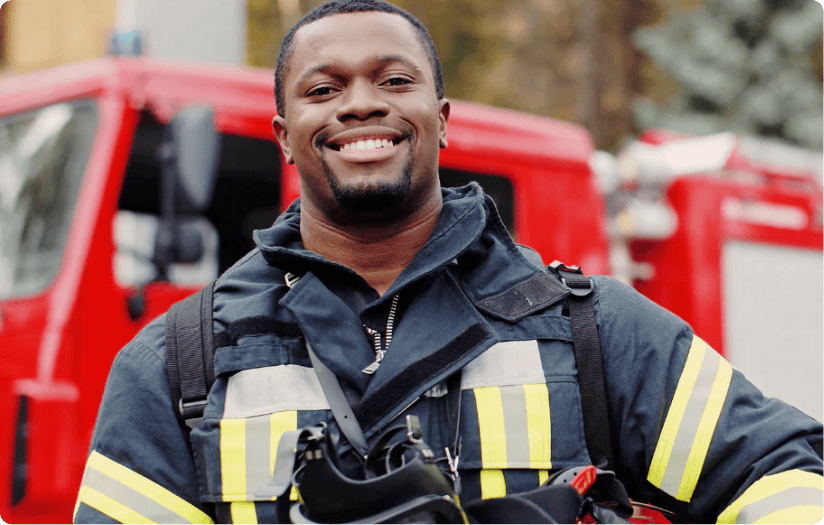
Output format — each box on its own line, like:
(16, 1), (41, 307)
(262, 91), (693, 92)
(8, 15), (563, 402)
(0, 57), (609, 523)
(607, 130), (823, 421)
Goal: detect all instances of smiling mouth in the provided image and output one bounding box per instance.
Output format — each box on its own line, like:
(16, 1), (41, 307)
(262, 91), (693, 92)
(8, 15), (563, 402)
(329, 138), (402, 152)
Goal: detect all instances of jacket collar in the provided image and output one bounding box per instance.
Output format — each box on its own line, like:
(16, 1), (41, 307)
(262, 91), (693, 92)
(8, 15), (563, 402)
(253, 184), (489, 290)
(253, 183), (539, 305)
(256, 183), (563, 434)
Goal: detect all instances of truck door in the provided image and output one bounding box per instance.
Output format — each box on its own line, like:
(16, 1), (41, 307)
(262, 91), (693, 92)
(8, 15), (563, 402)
(0, 100), (100, 523)
(114, 108), (283, 322)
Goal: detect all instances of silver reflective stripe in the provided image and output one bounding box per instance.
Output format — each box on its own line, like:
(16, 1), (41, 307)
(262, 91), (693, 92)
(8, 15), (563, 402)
(224, 364), (330, 418)
(658, 346), (721, 496)
(83, 466), (191, 523)
(717, 470), (823, 523)
(462, 340), (544, 389)
(500, 385), (532, 467)
(737, 487), (823, 523)
(245, 415), (273, 498)
(78, 450), (213, 524)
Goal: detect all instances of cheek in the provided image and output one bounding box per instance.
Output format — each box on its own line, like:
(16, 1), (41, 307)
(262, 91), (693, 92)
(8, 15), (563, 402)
(415, 102), (445, 140)
(288, 108), (325, 147)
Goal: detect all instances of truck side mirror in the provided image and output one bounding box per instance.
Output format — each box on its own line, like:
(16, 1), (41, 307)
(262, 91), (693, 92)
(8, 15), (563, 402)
(152, 222), (204, 265)
(154, 105), (221, 280)
(168, 105), (221, 213)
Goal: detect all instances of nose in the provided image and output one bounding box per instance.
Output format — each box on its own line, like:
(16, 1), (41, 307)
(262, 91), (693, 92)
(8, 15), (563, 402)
(335, 79), (390, 121)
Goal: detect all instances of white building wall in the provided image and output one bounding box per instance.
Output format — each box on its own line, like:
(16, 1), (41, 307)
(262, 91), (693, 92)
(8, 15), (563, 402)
(116, 0), (247, 65)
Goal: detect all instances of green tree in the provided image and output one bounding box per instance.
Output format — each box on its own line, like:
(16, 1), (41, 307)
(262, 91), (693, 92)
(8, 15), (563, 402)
(633, 0), (823, 150)
(246, 0), (664, 150)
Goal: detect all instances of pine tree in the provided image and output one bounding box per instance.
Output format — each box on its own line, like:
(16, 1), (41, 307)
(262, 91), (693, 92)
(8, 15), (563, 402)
(633, 0), (823, 150)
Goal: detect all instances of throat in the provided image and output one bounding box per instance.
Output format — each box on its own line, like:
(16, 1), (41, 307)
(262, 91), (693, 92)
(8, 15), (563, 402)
(299, 197), (442, 296)
(359, 266), (405, 297)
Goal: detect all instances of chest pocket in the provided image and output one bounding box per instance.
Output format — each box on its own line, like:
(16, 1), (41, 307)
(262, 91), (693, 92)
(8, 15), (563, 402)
(458, 339), (589, 499)
(193, 341), (331, 518)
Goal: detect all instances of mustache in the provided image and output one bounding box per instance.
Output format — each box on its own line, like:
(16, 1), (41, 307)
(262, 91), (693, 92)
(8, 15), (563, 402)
(314, 131), (330, 151)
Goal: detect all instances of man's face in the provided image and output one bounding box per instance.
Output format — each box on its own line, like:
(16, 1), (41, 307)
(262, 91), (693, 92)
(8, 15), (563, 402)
(273, 11), (449, 220)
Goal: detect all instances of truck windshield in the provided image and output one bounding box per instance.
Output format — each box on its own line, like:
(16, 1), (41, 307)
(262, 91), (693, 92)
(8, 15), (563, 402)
(0, 100), (98, 300)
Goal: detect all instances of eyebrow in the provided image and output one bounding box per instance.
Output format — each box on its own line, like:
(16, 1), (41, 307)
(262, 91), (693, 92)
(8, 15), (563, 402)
(297, 54), (425, 84)
(377, 54), (425, 74)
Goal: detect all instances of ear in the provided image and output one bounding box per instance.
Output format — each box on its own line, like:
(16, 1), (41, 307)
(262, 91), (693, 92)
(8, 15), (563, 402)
(272, 115), (294, 164)
(438, 98), (450, 149)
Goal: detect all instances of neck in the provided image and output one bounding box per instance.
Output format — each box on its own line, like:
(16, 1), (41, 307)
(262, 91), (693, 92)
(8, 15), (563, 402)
(300, 195), (443, 296)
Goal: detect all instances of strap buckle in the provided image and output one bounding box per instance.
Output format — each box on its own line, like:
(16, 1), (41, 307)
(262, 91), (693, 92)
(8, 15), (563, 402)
(179, 398), (208, 429)
(549, 260), (581, 274)
(549, 261), (593, 297)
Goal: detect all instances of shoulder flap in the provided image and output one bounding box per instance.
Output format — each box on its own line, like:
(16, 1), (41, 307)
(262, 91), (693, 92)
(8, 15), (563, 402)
(475, 272), (569, 322)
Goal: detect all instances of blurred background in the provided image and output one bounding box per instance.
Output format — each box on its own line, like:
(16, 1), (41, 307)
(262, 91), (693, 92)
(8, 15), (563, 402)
(1, 0), (822, 152)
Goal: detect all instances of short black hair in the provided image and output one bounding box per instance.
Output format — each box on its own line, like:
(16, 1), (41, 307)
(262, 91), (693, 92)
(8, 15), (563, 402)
(274, 0), (444, 117)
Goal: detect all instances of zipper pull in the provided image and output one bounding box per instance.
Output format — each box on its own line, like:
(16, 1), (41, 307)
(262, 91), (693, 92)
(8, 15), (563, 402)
(362, 349), (385, 375)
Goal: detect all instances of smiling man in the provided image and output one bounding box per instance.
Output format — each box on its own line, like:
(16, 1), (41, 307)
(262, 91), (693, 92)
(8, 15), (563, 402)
(272, 7), (450, 296)
(74, 1), (823, 523)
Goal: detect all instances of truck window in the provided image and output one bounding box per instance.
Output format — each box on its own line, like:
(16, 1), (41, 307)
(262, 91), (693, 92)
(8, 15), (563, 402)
(0, 100), (98, 299)
(116, 111), (281, 286)
(439, 168), (515, 232)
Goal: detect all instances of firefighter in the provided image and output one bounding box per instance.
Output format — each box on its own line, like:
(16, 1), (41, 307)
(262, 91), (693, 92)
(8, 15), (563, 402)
(73, 0), (823, 523)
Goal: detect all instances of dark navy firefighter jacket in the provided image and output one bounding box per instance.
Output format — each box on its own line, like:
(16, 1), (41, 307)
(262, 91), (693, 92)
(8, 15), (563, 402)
(74, 184), (824, 524)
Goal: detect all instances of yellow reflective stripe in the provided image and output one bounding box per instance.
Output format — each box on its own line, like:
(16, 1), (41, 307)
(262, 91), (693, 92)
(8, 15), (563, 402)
(230, 502), (258, 524)
(221, 418), (248, 499)
(222, 412), (298, 503)
(480, 469), (507, 499)
(476, 386), (507, 499)
(78, 485), (153, 524)
(475, 383), (553, 497)
(754, 506), (823, 524)
(86, 450), (213, 523)
(538, 470), (549, 486)
(649, 336), (706, 488)
(678, 358), (732, 501)
(475, 386), (508, 469)
(717, 470), (823, 524)
(648, 336), (732, 502)
(524, 383), (552, 470)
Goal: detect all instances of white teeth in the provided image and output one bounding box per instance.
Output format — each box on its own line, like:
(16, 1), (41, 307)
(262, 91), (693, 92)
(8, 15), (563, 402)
(338, 138), (395, 151)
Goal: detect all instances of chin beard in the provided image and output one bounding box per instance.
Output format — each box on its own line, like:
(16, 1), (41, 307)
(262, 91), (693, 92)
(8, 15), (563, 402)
(324, 161), (413, 213)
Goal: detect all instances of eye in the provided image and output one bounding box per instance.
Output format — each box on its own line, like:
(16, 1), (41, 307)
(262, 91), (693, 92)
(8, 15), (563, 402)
(382, 76), (413, 87)
(307, 85), (336, 97)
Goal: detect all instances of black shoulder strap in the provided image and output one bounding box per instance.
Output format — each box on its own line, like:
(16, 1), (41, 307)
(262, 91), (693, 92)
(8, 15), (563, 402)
(166, 281), (216, 429)
(549, 261), (615, 471)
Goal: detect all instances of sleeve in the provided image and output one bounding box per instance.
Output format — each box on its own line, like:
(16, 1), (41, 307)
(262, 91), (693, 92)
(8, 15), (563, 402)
(73, 318), (215, 524)
(592, 276), (823, 524)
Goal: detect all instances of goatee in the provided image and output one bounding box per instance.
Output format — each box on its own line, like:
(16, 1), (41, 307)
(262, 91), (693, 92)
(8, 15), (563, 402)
(325, 161), (413, 212)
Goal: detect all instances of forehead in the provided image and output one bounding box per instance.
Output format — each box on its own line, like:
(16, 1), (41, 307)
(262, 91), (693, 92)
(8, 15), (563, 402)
(287, 11), (429, 79)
